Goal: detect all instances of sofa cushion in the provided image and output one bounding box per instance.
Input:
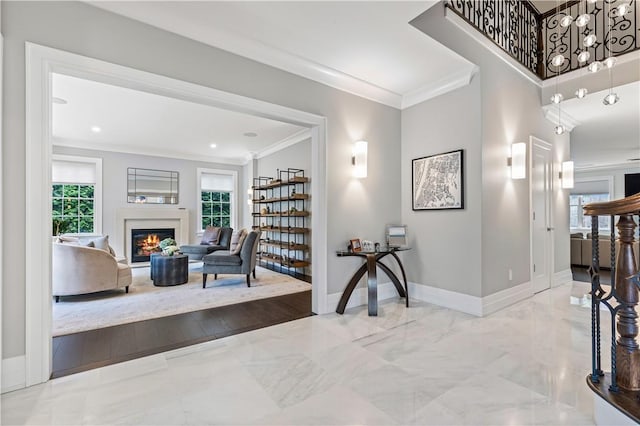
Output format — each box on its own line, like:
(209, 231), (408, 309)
(204, 251), (242, 266)
(201, 226), (221, 245)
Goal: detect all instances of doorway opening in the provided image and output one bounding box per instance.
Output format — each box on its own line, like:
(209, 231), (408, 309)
(26, 43), (328, 386)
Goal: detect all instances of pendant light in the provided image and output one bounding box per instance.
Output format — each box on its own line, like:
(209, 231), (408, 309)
(553, 0), (565, 135)
(603, 0), (619, 106)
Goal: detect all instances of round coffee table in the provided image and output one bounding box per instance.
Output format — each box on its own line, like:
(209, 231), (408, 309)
(150, 253), (189, 286)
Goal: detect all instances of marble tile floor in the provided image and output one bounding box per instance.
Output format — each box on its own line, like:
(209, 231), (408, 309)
(2, 281), (604, 425)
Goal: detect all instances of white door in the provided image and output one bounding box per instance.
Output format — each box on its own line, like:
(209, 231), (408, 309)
(531, 137), (553, 293)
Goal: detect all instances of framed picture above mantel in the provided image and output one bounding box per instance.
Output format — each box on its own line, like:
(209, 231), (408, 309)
(412, 149), (464, 211)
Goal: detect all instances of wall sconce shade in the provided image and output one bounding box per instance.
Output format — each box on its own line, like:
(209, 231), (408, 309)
(509, 143), (527, 179)
(352, 140), (368, 178)
(561, 160), (574, 189)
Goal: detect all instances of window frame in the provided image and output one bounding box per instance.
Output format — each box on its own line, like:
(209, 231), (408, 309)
(569, 176), (614, 234)
(51, 154), (103, 236)
(196, 168), (238, 232)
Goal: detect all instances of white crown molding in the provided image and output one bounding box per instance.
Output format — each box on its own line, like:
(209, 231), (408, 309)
(575, 160), (640, 172)
(401, 65), (479, 109)
(52, 137), (247, 166)
(255, 128), (311, 160)
(145, 18), (404, 109)
(542, 105), (580, 131)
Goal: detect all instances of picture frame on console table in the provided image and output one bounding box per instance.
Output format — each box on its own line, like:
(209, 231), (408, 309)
(412, 149), (464, 211)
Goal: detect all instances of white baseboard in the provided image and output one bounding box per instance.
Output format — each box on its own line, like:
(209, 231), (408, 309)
(553, 269), (573, 288)
(481, 281), (532, 316)
(328, 280), (535, 318)
(408, 282), (483, 316)
(2, 355), (26, 393)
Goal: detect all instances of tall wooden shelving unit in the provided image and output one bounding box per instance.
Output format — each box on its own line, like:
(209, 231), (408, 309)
(252, 168), (311, 282)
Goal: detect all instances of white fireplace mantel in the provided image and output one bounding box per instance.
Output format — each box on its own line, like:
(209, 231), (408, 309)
(115, 208), (189, 263)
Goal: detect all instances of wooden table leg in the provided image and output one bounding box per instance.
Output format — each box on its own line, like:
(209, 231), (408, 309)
(390, 251), (409, 307)
(366, 254), (378, 316)
(336, 263), (368, 314)
(376, 262), (405, 297)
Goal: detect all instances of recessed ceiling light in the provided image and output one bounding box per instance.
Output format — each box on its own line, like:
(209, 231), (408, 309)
(52, 97), (67, 105)
(91, 126), (101, 133)
(243, 132), (258, 137)
(210, 143), (217, 148)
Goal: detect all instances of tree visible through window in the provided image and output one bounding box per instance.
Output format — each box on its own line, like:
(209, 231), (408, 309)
(52, 184), (96, 234)
(201, 191), (231, 228)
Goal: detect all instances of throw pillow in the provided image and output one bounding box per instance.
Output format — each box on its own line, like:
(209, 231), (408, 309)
(56, 235), (79, 244)
(90, 235), (110, 252)
(229, 229), (247, 254)
(201, 226), (221, 245)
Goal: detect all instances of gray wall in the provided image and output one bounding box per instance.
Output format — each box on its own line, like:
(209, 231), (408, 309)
(2, 1), (401, 358)
(401, 79), (483, 297)
(53, 146), (244, 252)
(409, 3), (571, 297)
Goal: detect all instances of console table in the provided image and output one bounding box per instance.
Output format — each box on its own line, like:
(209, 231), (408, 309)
(336, 247), (410, 316)
(150, 253), (189, 286)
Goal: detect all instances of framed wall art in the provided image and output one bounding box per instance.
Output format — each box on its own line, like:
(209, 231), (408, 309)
(412, 149), (464, 211)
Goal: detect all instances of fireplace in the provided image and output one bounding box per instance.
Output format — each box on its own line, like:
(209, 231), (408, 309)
(131, 228), (175, 263)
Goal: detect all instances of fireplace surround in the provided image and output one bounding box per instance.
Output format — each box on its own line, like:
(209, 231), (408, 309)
(115, 208), (189, 264)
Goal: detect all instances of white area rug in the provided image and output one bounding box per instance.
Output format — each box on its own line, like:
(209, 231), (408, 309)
(52, 265), (310, 336)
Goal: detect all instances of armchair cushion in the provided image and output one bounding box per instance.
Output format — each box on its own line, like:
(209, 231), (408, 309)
(201, 226), (221, 245)
(230, 229), (248, 255)
(203, 250), (242, 266)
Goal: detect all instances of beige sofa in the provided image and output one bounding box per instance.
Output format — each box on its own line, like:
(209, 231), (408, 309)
(52, 242), (132, 301)
(571, 233), (639, 269)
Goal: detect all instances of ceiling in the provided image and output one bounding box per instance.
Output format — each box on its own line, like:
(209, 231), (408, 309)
(52, 73), (307, 164)
(90, 1), (476, 109)
(563, 81), (640, 169)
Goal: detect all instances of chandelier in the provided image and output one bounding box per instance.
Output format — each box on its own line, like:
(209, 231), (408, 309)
(551, 0), (626, 133)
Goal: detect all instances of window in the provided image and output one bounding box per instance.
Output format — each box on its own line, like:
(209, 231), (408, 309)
(51, 156), (102, 235)
(197, 168), (237, 230)
(201, 191), (231, 228)
(570, 193), (610, 232)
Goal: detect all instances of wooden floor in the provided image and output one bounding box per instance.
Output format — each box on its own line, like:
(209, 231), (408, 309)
(52, 290), (311, 379)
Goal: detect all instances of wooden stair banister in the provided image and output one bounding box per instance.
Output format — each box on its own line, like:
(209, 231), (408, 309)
(584, 192), (640, 398)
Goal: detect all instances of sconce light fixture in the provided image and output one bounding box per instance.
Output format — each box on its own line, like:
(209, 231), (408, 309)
(508, 142), (527, 179)
(352, 140), (368, 178)
(560, 160), (574, 189)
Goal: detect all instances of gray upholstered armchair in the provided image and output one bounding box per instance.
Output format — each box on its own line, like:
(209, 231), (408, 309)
(180, 227), (233, 260)
(202, 231), (261, 288)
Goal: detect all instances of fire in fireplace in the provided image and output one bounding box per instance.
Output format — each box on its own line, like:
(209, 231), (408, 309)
(131, 228), (176, 262)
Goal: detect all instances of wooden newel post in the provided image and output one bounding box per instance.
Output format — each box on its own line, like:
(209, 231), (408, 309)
(615, 214), (640, 390)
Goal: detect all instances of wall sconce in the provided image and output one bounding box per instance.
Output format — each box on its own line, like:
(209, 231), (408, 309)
(560, 160), (574, 189)
(508, 142), (526, 179)
(352, 140), (368, 178)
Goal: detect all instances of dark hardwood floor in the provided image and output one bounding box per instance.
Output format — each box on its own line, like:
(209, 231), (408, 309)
(52, 290), (311, 379)
(572, 265), (612, 285)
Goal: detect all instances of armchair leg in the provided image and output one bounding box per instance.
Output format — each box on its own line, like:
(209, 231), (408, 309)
(214, 273), (218, 280)
(125, 286), (129, 294)
(55, 296), (60, 303)
(246, 274), (251, 287)
(253, 268), (256, 279)
(203, 273), (208, 289)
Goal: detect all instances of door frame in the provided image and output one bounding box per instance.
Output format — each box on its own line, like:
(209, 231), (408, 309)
(529, 136), (554, 293)
(25, 42), (329, 386)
